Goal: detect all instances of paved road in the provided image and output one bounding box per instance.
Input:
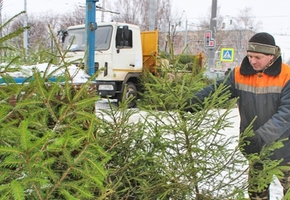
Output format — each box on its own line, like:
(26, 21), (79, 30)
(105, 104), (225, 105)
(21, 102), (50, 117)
(95, 98), (116, 110)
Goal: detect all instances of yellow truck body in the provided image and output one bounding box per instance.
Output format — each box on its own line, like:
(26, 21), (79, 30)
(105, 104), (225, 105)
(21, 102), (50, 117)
(141, 30), (158, 74)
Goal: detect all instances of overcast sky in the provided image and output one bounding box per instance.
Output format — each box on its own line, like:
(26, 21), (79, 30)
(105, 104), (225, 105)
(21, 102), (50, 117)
(172, 0), (290, 34)
(2, 0), (290, 59)
(3, 0), (289, 33)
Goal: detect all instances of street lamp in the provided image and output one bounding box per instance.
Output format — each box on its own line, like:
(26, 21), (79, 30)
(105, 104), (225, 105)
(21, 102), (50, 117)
(182, 10), (188, 51)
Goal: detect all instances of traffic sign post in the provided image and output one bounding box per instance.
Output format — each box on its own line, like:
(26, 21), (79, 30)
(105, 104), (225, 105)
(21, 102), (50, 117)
(220, 48), (235, 62)
(204, 30), (215, 48)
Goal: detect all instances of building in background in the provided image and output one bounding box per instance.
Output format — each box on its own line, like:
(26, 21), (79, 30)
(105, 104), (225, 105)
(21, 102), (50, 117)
(158, 28), (255, 71)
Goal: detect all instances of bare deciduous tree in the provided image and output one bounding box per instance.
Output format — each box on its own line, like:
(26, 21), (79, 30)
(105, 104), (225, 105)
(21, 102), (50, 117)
(109, 0), (172, 32)
(182, 7), (262, 66)
(233, 7), (263, 31)
(1, 7), (86, 63)
(57, 6), (86, 30)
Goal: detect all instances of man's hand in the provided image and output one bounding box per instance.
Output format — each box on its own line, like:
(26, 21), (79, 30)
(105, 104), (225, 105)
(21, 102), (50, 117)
(242, 133), (263, 155)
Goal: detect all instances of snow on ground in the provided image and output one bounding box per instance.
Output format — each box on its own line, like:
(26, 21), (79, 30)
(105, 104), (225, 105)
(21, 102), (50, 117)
(0, 63), (90, 84)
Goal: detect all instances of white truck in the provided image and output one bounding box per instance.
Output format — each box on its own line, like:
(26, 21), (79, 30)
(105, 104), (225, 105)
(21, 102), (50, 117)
(63, 22), (158, 107)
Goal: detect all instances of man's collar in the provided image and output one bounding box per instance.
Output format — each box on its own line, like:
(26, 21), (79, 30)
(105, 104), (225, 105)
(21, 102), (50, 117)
(240, 56), (282, 76)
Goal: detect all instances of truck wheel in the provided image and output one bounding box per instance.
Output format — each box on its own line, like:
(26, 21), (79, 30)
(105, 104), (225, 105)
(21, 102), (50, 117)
(118, 82), (138, 108)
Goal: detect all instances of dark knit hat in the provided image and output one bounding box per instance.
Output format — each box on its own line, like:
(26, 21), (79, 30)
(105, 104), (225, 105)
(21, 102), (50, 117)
(247, 32), (276, 55)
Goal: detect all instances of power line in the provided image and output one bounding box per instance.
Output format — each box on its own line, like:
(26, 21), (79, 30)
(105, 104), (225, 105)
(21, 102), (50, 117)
(175, 14), (290, 21)
(250, 15), (290, 19)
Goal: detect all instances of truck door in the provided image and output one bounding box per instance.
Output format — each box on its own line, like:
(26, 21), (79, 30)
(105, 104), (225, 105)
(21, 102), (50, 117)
(113, 25), (143, 75)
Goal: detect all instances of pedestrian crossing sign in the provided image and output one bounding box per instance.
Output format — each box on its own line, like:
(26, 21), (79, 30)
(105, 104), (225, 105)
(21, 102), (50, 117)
(220, 48), (234, 62)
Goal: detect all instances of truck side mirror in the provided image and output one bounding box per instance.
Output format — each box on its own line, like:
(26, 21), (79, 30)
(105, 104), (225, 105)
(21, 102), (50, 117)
(116, 27), (123, 48)
(122, 26), (129, 41)
(116, 26), (132, 49)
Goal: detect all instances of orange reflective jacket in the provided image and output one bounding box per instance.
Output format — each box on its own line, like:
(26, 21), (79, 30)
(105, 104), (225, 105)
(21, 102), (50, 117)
(189, 56), (290, 163)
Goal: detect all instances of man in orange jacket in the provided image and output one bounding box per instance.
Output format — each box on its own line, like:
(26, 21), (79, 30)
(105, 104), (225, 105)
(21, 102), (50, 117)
(186, 32), (290, 199)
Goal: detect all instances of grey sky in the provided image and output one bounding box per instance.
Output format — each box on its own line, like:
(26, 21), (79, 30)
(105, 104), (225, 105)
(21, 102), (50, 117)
(173, 0), (290, 34)
(2, 0), (290, 59)
(3, 0), (289, 34)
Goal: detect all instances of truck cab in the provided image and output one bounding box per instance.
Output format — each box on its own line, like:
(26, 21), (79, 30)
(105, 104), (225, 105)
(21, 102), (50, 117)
(63, 22), (158, 107)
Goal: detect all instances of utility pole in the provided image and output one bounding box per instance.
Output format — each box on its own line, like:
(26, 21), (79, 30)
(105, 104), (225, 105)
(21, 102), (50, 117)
(0, 0), (3, 38)
(86, 0), (98, 76)
(149, 0), (156, 30)
(208, 0), (217, 69)
(184, 19), (188, 52)
(183, 10), (188, 51)
(101, 0), (105, 22)
(23, 0), (28, 58)
(0, 0), (3, 62)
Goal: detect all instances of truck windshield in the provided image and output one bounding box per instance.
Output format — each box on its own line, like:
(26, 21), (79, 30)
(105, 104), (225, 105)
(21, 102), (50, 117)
(64, 26), (113, 52)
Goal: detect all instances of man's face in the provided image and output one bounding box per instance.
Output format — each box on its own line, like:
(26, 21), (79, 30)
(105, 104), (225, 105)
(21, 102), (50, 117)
(247, 52), (274, 71)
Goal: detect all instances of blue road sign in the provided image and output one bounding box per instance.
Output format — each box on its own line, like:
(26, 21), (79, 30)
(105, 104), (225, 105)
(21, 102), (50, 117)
(220, 48), (234, 62)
